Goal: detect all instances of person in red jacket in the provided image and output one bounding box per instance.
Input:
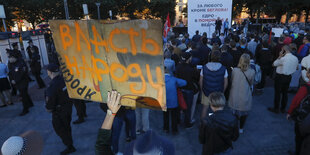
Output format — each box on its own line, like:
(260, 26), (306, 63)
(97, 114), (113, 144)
(287, 69), (310, 155)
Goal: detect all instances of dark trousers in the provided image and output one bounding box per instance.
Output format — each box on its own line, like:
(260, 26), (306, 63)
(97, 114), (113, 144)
(34, 73), (45, 88)
(52, 104), (73, 147)
(182, 89), (194, 126)
(17, 82), (33, 112)
(216, 28), (221, 35)
(163, 107), (178, 132)
(274, 73), (292, 110)
(73, 100), (86, 119)
(111, 110), (136, 153)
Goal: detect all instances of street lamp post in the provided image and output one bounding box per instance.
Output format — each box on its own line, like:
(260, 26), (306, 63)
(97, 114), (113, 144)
(95, 2), (101, 20)
(64, 0), (69, 20)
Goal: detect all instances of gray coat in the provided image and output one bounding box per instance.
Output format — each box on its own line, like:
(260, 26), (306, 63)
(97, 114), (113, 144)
(229, 68), (255, 112)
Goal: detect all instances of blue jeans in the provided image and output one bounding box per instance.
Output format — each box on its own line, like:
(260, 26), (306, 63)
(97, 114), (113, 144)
(111, 109), (136, 153)
(182, 89), (194, 126)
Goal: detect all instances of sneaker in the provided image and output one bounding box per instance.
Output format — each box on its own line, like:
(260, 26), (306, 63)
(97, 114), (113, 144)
(239, 129), (244, 134)
(60, 145), (76, 155)
(73, 118), (85, 124)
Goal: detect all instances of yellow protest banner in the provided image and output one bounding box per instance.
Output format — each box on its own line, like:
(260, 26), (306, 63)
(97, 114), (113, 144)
(49, 20), (166, 111)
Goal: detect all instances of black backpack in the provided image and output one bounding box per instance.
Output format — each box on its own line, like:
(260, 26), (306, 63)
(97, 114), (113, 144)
(291, 85), (310, 123)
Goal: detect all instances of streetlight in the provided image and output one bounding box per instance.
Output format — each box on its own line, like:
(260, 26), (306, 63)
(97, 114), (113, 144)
(95, 2), (101, 20)
(64, 0), (70, 20)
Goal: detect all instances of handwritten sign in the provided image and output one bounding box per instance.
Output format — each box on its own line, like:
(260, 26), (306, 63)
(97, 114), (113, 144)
(272, 28), (284, 37)
(49, 20), (166, 111)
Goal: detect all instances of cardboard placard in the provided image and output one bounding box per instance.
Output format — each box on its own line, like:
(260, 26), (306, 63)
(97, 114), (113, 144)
(49, 20), (166, 111)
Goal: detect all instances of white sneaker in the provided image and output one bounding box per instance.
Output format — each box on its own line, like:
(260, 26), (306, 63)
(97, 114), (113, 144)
(239, 129), (244, 134)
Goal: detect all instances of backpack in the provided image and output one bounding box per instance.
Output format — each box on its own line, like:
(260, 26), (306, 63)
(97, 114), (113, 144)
(291, 85), (310, 123)
(250, 60), (262, 85)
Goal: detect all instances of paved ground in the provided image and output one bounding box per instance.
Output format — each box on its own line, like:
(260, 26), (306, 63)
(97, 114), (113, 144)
(0, 75), (296, 155)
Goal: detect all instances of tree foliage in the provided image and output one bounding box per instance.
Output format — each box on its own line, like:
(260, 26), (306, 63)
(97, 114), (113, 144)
(0, 0), (177, 31)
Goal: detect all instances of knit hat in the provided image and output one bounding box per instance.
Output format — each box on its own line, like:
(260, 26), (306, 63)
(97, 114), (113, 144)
(124, 130), (175, 155)
(1, 131), (43, 155)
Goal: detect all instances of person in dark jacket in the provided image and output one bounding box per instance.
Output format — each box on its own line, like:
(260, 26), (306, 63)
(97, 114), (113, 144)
(95, 91), (175, 155)
(221, 45), (234, 99)
(45, 64), (76, 154)
(238, 38), (253, 59)
(255, 41), (273, 91)
(8, 53), (34, 116)
(176, 52), (200, 128)
(228, 40), (242, 67)
(27, 40), (46, 88)
(199, 92), (239, 155)
(192, 30), (201, 43)
(211, 33), (222, 47)
(215, 17), (222, 35)
(199, 37), (212, 65)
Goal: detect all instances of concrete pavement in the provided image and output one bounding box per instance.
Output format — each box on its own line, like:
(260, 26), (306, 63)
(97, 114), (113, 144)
(0, 75), (296, 155)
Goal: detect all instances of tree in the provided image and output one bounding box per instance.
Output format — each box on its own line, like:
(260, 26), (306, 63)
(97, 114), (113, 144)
(149, 0), (176, 23)
(0, 0), (18, 31)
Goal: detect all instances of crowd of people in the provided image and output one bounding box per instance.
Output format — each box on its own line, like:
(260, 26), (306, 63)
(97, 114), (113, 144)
(0, 20), (310, 155)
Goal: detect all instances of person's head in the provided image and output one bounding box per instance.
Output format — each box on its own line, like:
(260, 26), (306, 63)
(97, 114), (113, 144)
(12, 43), (18, 50)
(164, 50), (172, 59)
(289, 43), (297, 51)
(181, 52), (192, 64)
(229, 40), (236, 48)
(221, 45), (228, 53)
(191, 42), (197, 50)
(45, 63), (60, 79)
(225, 18), (228, 21)
(170, 39), (177, 47)
(238, 54), (251, 72)
(28, 40), (33, 46)
(212, 33), (217, 38)
(303, 35), (310, 44)
(1, 131), (43, 155)
(217, 17), (220, 20)
(195, 30), (199, 35)
(210, 50), (222, 62)
(125, 130), (175, 155)
(262, 41), (269, 48)
(240, 38), (247, 46)
(202, 32), (207, 37)
(224, 37), (230, 45)
(282, 45), (292, 54)
(201, 37), (208, 45)
(250, 33), (255, 39)
(209, 92), (226, 112)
